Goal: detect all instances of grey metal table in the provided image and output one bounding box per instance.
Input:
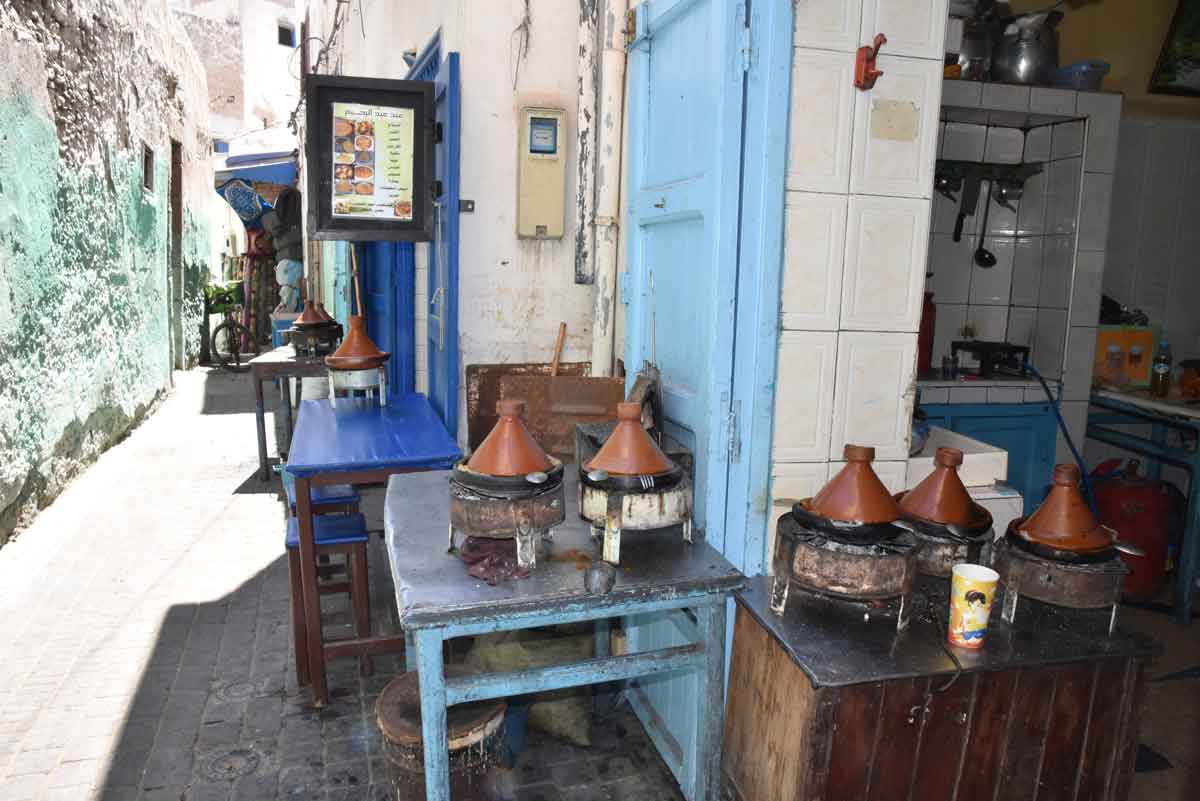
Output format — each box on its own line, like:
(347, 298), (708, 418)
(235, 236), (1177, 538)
(383, 470), (745, 801)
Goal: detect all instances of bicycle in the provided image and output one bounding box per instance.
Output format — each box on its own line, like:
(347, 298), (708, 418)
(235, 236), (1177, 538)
(205, 282), (259, 369)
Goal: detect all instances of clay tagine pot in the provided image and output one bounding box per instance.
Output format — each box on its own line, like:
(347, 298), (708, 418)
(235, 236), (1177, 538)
(899, 447), (992, 529)
(809, 445), (902, 524)
(1015, 463), (1111, 554)
(584, 402), (676, 476)
(325, 315), (390, 371)
(293, 299), (326, 329)
(314, 302), (334, 323)
(466, 400), (554, 477)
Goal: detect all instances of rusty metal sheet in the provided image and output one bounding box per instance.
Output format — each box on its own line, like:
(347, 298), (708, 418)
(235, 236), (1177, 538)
(465, 362), (591, 450)
(499, 374), (626, 464)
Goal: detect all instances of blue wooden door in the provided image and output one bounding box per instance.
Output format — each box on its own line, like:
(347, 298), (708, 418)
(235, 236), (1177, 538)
(622, 1), (747, 797)
(405, 38), (460, 437)
(426, 54), (462, 436)
(358, 242), (414, 396)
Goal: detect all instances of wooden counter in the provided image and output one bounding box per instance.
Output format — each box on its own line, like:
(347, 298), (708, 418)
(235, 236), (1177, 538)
(722, 576), (1160, 801)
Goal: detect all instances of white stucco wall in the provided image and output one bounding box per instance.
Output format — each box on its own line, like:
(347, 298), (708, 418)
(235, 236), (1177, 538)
(309, 0), (598, 437)
(174, 0), (302, 134)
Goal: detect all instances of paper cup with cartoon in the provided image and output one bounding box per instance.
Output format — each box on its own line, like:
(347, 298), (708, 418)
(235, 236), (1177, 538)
(948, 563), (998, 648)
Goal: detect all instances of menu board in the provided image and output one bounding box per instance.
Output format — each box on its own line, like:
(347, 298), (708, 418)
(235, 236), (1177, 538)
(330, 102), (415, 221)
(305, 74), (433, 241)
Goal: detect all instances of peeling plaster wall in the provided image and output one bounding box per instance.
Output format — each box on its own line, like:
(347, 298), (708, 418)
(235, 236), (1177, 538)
(0, 1), (218, 545)
(310, 0), (597, 440)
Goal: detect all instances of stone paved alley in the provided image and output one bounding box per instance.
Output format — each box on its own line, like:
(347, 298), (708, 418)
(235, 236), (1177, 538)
(0, 369), (682, 801)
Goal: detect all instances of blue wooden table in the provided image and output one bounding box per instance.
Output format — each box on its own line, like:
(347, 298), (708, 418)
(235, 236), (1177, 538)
(286, 395), (461, 705)
(383, 470), (745, 801)
(1088, 389), (1200, 623)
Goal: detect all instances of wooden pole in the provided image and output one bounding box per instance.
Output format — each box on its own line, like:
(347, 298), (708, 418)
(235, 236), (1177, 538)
(349, 245), (363, 317)
(551, 322), (567, 376)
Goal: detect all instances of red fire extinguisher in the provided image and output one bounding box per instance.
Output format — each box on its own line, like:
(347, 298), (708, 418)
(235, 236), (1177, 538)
(1091, 459), (1185, 601)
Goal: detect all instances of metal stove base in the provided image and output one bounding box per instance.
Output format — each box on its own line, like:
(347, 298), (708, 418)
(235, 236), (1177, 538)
(579, 478), (693, 565)
(448, 525), (551, 570)
(768, 575), (915, 632)
(447, 479), (566, 572)
(992, 538), (1128, 636)
(328, 367), (388, 407)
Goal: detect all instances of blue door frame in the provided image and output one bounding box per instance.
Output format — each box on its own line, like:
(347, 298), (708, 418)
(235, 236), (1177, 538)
(621, 1), (793, 797)
(407, 34), (462, 437)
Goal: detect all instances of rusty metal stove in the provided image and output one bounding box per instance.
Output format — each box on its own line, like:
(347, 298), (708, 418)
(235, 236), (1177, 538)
(289, 322), (341, 358)
(572, 368), (695, 565)
(899, 516), (992, 577)
(576, 464), (693, 564)
(993, 522), (1128, 635)
(447, 461), (566, 570)
(770, 505), (923, 631)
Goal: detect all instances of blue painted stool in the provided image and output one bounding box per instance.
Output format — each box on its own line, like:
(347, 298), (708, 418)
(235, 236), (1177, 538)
(282, 468), (361, 515)
(286, 513), (372, 685)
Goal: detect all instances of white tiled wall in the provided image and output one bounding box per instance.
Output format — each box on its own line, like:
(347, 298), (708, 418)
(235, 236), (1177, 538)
(930, 83), (1121, 463)
(771, 0), (946, 554)
(1104, 119), (1200, 356)
(926, 108), (1117, 390)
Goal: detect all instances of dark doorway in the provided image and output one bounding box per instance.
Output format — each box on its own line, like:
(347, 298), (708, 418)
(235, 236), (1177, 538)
(169, 139), (184, 372)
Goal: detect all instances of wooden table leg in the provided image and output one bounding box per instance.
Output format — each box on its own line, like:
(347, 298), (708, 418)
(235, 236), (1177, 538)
(295, 476), (329, 706)
(281, 376), (295, 457)
(254, 374), (270, 480)
(693, 599), (727, 801)
(415, 628), (450, 801)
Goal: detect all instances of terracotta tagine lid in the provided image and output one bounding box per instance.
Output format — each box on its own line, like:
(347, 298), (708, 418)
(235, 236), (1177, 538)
(294, 299), (326, 329)
(314, 302), (334, 323)
(584, 402), (676, 476)
(466, 400), (554, 476)
(325, 315), (390, 371)
(810, 445), (902, 524)
(899, 447), (982, 527)
(1016, 463), (1112, 553)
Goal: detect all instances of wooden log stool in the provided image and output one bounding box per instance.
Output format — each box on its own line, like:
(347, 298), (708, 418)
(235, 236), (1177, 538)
(376, 670), (506, 801)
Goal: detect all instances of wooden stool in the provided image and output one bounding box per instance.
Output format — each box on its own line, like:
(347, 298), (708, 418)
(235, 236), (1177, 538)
(376, 670), (506, 801)
(283, 469), (361, 515)
(286, 513), (372, 685)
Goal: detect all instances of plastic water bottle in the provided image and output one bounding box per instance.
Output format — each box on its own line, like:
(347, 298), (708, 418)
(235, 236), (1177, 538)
(1151, 340), (1173, 398)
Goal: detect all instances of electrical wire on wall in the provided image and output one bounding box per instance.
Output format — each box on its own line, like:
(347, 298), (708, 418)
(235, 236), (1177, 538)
(288, 0), (351, 133)
(510, 0), (532, 91)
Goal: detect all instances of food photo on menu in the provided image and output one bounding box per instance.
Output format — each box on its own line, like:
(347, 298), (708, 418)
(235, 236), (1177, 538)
(330, 102), (414, 220)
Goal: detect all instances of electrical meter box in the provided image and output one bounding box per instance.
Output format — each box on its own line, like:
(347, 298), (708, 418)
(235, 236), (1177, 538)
(517, 107), (566, 239)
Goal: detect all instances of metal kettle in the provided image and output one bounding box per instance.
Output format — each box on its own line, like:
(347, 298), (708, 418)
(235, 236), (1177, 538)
(991, 10), (1063, 85)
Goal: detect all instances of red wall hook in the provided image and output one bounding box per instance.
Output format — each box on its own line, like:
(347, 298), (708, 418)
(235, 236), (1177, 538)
(855, 33), (887, 90)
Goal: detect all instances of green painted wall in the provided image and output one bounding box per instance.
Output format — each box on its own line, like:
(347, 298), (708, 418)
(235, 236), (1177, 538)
(0, 96), (212, 543)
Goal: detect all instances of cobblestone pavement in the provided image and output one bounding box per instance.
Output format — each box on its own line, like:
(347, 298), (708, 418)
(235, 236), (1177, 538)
(0, 369), (683, 801)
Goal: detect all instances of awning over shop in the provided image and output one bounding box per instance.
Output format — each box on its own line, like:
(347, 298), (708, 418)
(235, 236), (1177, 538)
(216, 151), (298, 186)
(215, 150), (298, 230)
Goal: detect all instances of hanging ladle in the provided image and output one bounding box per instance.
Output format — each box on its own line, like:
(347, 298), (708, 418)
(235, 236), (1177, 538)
(973, 182), (996, 268)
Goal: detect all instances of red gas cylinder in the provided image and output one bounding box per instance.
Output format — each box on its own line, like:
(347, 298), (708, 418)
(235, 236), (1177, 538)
(918, 290), (936, 373)
(1092, 460), (1183, 601)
